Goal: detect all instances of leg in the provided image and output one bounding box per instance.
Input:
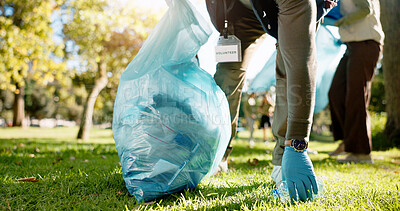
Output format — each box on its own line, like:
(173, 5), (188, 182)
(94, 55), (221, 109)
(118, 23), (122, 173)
(246, 116), (255, 141)
(328, 52), (349, 141)
(327, 52), (348, 156)
(266, 116), (272, 141)
(260, 115), (268, 141)
(263, 126), (267, 141)
(343, 41), (381, 155)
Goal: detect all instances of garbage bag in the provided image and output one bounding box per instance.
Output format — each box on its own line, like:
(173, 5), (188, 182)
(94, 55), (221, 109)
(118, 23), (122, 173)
(313, 25), (345, 113)
(247, 50), (277, 93)
(112, 0), (231, 202)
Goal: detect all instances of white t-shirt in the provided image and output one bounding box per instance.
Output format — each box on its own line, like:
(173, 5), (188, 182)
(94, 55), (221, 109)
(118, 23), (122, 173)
(339, 0), (384, 44)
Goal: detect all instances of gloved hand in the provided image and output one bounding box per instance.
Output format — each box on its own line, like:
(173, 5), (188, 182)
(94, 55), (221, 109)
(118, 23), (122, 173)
(282, 146), (318, 202)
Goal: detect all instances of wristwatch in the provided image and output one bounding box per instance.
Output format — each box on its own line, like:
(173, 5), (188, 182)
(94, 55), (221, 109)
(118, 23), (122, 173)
(285, 139), (308, 152)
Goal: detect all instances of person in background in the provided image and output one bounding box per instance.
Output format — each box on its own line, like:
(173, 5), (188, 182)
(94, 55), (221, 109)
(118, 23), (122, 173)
(258, 92), (274, 144)
(328, 0), (384, 163)
(243, 93), (258, 148)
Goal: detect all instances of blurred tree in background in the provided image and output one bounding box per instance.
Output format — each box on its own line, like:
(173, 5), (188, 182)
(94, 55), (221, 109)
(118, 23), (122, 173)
(24, 78), (58, 119)
(0, 0), (66, 126)
(0, 0), (160, 133)
(63, 0), (158, 140)
(381, 0), (400, 148)
(0, 89), (13, 123)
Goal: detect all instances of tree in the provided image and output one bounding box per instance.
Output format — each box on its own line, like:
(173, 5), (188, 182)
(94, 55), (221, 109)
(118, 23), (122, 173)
(63, 0), (158, 140)
(0, 0), (66, 126)
(381, 0), (400, 147)
(25, 78), (58, 119)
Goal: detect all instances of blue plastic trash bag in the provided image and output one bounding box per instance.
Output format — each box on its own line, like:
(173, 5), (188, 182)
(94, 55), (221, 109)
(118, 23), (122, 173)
(247, 50), (277, 93)
(112, 0), (231, 202)
(313, 25), (345, 113)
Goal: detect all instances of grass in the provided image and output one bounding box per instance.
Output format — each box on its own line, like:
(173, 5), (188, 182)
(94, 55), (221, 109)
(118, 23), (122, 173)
(0, 127), (399, 210)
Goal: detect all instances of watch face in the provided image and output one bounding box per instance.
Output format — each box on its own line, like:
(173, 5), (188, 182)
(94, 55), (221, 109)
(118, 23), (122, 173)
(293, 140), (307, 151)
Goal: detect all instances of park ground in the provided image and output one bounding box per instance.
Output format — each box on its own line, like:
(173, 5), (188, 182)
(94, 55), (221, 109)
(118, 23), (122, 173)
(0, 126), (399, 210)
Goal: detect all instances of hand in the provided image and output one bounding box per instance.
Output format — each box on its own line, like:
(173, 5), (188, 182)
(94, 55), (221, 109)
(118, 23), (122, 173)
(281, 146), (318, 202)
(324, 0), (337, 9)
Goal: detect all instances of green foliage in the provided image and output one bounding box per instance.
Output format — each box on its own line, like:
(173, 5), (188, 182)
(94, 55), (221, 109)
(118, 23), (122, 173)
(93, 91), (114, 124)
(24, 79), (58, 119)
(370, 112), (398, 151)
(1, 127), (399, 210)
(62, 0), (160, 128)
(55, 85), (86, 121)
(370, 67), (386, 113)
(63, 0), (158, 78)
(0, 89), (13, 121)
(312, 107), (332, 136)
(0, 0), (66, 91)
(0, 75), (86, 121)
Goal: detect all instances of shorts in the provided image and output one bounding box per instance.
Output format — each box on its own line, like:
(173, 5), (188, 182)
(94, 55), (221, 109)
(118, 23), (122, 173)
(259, 114), (271, 128)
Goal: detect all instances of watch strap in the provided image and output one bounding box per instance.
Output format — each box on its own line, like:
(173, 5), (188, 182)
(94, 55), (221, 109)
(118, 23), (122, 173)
(284, 140), (292, 147)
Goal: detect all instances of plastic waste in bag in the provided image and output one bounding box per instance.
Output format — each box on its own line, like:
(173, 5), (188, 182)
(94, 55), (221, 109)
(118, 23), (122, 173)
(112, 0), (231, 202)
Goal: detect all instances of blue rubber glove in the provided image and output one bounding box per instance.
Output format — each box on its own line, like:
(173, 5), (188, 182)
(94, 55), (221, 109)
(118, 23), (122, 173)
(282, 146), (318, 202)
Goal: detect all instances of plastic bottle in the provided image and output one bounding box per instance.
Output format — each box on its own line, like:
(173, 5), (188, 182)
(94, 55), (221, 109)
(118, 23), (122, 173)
(272, 177), (325, 202)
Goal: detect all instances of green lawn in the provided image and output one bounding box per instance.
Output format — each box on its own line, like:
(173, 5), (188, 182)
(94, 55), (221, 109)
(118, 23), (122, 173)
(1, 127), (399, 210)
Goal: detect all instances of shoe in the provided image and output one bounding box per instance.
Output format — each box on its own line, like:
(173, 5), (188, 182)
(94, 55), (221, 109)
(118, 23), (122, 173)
(307, 148), (318, 155)
(328, 141), (346, 157)
(264, 140), (269, 145)
(214, 147), (232, 175)
(337, 153), (373, 164)
(249, 139), (255, 148)
(213, 159), (228, 175)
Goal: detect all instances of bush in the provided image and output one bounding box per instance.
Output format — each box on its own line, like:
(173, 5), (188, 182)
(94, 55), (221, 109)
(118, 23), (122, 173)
(371, 112), (391, 150)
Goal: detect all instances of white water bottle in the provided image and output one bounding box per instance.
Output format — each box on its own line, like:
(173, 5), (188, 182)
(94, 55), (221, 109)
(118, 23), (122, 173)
(272, 177), (325, 202)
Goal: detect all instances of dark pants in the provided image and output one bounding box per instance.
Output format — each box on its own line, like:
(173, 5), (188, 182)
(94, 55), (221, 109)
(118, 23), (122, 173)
(328, 40), (382, 155)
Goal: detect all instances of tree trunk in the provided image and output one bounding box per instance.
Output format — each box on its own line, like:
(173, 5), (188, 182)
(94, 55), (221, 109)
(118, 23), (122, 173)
(77, 61), (108, 140)
(381, 0), (400, 147)
(12, 85), (25, 127)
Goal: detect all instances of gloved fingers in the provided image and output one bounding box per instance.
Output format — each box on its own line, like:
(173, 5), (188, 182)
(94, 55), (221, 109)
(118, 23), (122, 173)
(281, 171), (287, 182)
(302, 177), (314, 200)
(309, 175), (318, 195)
(293, 178), (308, 202)
(286, 180), (298, 202)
